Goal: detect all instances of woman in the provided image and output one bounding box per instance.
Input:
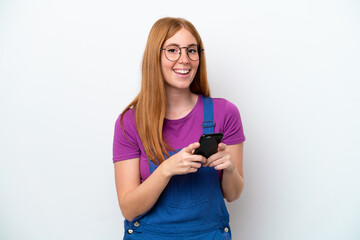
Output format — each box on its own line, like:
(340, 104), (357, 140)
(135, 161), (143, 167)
(113, 17), (245, 239)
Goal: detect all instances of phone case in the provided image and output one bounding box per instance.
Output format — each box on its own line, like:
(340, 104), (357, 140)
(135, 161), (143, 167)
(194, 133), (223, 158)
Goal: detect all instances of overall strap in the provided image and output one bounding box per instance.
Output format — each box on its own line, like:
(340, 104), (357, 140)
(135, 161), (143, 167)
(201, 96), (215, 134)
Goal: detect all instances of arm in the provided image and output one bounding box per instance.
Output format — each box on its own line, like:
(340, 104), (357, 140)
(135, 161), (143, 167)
(114, 142), (206, 221)
(114, 158), (171, 221)
(221, 143), (244, 202)
(203, 142), (244, 202)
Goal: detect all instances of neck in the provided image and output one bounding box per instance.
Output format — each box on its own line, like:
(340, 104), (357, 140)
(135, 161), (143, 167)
(165, 87), (198, 119)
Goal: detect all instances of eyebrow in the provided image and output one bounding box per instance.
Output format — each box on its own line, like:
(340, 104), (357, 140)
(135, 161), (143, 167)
(164, 43), (198, 48)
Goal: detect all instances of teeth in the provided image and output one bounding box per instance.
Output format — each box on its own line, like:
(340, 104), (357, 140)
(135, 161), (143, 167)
(174, 69), (190, 74)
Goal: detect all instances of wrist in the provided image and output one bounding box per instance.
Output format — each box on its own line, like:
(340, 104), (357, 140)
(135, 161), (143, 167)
(223, 164), (236, 174)
(158, 161), (172, 179)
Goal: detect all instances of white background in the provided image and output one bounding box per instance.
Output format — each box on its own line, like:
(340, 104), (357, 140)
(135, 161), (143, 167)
(1, 0), (359, 239)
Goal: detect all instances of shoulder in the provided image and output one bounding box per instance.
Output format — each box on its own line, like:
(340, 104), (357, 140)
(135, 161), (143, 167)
(212, 97), (245, 144)
(212, 97), (240, 115)
(114, 108), (137, 134)
(119, 108), (136, 124)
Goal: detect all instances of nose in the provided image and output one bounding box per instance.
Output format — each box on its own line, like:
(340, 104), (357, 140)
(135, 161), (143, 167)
(178, 47), (190, 63)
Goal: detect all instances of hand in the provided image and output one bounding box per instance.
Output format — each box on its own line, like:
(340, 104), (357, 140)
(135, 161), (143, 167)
(161, 142), (207, 177)
(203, 143), (235, 172)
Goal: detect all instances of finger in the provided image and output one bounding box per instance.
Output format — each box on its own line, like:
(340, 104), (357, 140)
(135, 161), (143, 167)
(213, 163), (225, 171)
(208, 159), (219, 168)
(218, 143), (226, 151)
(188, 167), (198, 173)
(191, 149), (207, 163)
(186, 154), (206, 165)
(214, 162), (231, 171)
(205, 152), (220, 166)
(203, 160), (209, 167)
(208, 157), (228, 168)
(203, 156), (213, 167)
(189, 161), (202, 169)
(184, 142), (200, 153)
(192, 155), (206, 163)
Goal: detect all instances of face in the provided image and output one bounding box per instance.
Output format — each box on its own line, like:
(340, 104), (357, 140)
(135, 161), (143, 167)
(161, 28), (200, 91)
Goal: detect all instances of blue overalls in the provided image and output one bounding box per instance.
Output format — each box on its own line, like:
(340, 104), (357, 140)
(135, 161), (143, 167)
(123, 96), (232, 240)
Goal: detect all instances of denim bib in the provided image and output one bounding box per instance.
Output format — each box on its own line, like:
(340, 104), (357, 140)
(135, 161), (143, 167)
(123, 96), (231, 240)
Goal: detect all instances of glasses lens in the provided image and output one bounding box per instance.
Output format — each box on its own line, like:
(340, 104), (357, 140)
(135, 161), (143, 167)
(187, 46), (199, 61)
(165, 46), (181, 61)
(163, 45), (200, 61)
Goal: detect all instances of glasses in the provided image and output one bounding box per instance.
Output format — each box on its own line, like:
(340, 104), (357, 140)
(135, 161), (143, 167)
(161, 45), (203, 61)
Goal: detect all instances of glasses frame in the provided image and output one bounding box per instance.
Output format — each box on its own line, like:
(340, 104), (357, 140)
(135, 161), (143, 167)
(160, 45), (204, 62)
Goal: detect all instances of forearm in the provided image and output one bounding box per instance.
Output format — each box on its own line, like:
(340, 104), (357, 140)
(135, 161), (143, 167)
(221, 167), (244, 202)
(116, 142), (205, 221)
(119, 164), (171, 221)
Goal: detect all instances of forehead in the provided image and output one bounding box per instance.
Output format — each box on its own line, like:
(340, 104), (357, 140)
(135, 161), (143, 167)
(163, 28), (197, 46)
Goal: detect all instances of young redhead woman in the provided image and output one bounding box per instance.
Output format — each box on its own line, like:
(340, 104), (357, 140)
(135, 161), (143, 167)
(113, 17), (245, 240)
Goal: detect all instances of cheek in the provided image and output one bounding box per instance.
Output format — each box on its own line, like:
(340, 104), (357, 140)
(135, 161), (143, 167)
(161, 58), (174, 84)
(192, 62), (200, 73)
(161, 56), (173, 73)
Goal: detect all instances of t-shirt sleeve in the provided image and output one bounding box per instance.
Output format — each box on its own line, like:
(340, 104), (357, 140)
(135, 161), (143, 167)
(221, 100), (246, 145)
(112, 110), (141, 163)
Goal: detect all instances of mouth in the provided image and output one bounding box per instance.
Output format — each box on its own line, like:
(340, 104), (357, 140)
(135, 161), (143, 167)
(173, 69), (191, 75)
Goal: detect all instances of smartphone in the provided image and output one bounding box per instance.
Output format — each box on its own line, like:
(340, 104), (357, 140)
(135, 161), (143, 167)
(194, 133), (224, 158)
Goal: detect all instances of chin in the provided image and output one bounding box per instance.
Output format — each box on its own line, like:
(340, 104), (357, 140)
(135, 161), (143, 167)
(166, 82), (193, 91)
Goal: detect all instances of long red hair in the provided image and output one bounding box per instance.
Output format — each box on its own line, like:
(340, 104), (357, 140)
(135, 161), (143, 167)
(121, 17), (210, 164)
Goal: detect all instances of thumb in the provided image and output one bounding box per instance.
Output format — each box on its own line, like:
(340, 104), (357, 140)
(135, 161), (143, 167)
(184, 142), (200, 153)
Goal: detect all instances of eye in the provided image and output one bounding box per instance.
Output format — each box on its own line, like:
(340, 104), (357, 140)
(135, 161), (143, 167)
(166, 47), (179, 54)
(188, 48), (198, 54)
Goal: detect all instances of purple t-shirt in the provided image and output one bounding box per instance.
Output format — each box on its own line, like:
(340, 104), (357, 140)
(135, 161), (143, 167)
(113, 95), (245, 182)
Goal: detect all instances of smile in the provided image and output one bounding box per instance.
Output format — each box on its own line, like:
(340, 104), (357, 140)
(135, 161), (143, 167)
(173, 69), (190, 75)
